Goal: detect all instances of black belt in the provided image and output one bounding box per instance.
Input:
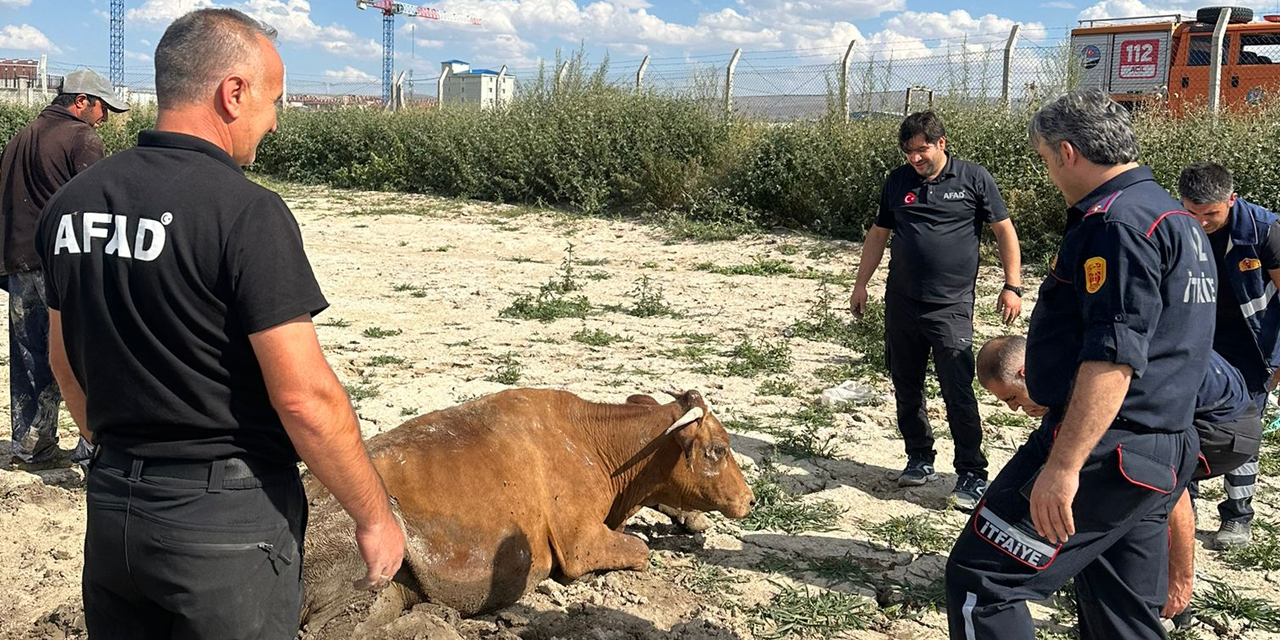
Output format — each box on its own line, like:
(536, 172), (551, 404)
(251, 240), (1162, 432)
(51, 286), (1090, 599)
(93, 447), (297, 492)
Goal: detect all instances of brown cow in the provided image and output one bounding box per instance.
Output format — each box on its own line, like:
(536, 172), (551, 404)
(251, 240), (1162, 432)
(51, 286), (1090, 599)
(300, 388), (754, 634)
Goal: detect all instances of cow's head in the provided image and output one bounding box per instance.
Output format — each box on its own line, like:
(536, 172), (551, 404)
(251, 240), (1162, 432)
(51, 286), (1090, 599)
(642, 390), (754, 519)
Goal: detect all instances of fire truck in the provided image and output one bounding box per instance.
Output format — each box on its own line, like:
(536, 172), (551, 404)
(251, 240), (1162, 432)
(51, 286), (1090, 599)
(1071, 6), (1280, 111)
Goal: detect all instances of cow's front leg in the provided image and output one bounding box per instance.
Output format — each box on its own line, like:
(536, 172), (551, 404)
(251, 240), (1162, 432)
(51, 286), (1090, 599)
(555, 525), (650, 581)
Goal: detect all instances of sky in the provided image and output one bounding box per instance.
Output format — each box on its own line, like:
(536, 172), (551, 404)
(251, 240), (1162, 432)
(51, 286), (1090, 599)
(0, 0), (1274, 93)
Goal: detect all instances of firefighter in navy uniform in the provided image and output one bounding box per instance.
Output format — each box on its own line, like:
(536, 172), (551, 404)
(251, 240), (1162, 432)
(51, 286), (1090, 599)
(1178, 161), (1280, 549)
(944, 90), (1216, 640)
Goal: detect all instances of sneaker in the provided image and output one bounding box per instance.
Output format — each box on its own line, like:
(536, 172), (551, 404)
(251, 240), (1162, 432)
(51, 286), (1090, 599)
(1212, 520), (1252, 549)
(9, 452), (69, 472)
(897, 458), (937, 487)
(951, 473), (988, 512)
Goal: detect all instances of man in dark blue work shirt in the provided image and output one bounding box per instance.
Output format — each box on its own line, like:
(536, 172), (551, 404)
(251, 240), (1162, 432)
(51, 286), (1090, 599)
(975, 336), (1260, 621)
(945, 89), (1215, 640)
(849, 111), (1024, 512)
(1178, 161), (1279, 549)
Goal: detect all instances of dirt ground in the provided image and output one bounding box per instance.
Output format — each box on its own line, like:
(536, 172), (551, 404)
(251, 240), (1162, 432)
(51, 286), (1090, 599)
(1, 180), (1278, 640)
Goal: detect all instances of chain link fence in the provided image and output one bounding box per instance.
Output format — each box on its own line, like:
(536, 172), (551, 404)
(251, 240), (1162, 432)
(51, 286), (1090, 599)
(0, 25), (1084, 119)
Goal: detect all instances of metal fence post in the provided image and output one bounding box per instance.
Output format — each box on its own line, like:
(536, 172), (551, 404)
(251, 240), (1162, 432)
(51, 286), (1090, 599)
(725, 48), (742, 116)
(38, 54), (46, 99)
(637, 55), (650, 92)
(556, 61), (570, 93)
(437, 65), (450, 111)
(1209, 7), (1230, 119)
(1002, 24), (1021, 110)
(841, 40), (856, 122)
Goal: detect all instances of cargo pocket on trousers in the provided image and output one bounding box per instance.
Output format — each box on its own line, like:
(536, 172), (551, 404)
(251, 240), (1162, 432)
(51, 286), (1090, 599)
(1116, 445), (1176, 494)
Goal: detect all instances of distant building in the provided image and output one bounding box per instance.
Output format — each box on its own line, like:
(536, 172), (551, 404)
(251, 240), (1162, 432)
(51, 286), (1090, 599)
(0, 59), (40, 90)
(440, 60), (514, 109)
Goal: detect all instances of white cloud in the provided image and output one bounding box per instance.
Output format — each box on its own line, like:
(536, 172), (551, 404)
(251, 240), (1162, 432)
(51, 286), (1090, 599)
(1077, 0), (1246, 20)
(126, 0), (215, 23)
(126, 50), (153, 62)
(0, 0), (33, 7)
(323, 65), (377, 82)
(1040, 1), (1076, 8)
(0, 24), (58, 53)
(127, 0), (382, 58)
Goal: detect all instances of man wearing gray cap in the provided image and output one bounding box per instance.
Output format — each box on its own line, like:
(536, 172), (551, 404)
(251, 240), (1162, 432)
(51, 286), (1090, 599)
(0, 68), (128, 470)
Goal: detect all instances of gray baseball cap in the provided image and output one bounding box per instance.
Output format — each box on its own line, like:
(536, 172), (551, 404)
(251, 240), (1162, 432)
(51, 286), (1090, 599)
(61, 69), (130, 112)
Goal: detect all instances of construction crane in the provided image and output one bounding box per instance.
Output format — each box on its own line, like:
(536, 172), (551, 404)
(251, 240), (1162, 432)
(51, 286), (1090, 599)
(354, 0), (481, 106)
(110, 0), (124, 86)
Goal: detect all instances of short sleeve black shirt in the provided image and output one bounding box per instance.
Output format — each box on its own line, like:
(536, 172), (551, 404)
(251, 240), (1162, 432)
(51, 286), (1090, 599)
(35, 130), (328, 463)
(874, 156), (1010, 303)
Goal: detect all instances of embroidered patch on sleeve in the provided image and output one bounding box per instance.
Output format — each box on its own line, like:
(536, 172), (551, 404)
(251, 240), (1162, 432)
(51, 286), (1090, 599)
(1240, 258), (1262, 272)
(1084, 257), (1106, 294)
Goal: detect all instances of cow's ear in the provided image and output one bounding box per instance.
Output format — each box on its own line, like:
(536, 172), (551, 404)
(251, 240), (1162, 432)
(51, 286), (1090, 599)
(626, 394), (661, 406)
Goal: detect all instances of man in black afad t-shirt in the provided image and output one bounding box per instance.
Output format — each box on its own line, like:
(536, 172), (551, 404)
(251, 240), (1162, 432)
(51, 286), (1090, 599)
(850, 112), (1023, 512)
(36, 10), (404, 637)
(1179, 161), (1280, 550)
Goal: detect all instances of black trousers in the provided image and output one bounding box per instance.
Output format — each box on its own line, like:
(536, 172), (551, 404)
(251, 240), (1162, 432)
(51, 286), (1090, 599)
(945, 420), (1197, 640)
(885, 290), (987, 478)
(83, 449), (307, 640)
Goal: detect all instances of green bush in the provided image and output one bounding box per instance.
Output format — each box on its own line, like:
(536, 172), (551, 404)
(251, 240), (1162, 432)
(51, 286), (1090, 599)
(5, 88), (1280, 265)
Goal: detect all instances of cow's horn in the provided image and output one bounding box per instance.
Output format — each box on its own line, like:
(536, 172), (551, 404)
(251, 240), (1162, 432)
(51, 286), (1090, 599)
(664, 407), (703, 435)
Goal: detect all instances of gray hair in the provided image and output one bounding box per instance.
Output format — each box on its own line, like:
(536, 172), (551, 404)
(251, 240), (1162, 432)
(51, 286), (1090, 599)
(1178, 162), (1234, 205)
(1028, 89), (1139, 166)
(155, 8), (278, 109)
(976, 335), (1026, 387)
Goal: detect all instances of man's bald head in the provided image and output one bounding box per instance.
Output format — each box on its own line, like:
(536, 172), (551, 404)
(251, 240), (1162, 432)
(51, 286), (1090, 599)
(155, 8), (278, 109)
(977, 335), (1026, 387)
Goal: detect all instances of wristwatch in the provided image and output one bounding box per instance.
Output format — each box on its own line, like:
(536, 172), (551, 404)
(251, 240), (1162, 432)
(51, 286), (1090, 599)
(1002, 283), (1023, 297)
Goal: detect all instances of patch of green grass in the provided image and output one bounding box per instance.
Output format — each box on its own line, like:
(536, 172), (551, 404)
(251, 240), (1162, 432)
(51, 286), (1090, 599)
(774, 403), (839, 459)
(317, 317), (351, 328)
(572, 327), (628, 347)
(985, 412), (1037, 430)
(362, 327), (403, 339)
(542, 242), (584, 295)
(740, 463), (844, 535)
(444, 339), (473, 347)
(399, 407), (419, 417)
(624, 275), (678, 318)
(1193, 579), (1280, 632)
(749, 584), (878, 639)
(672, 331), (717, 344)
(660, 214), (757, 243)
(1260, 445), (1280, 476)
(805, 553), (874, 588)
(500, 290), (591, 322)
(1219, 520), (1280, 572)
(344, 380), (380, 401)
(1046, 579), (1077, 628)
(368, 355), (406, 367)
(866, 514), (956, 555)
(881, 577), (948, 621)
(433, 245), (454, 252)
(484, 353), (523, 385)
(662, 344), (717, 363)
(722, 415), (776, 436)
(504, 255), (542, 263)
(579, 257), (610, 266)
(778, 244), (801, 256)
(640, 261), (660, 269)
(789, 280), (886, 378)
(677, 561), (746, 596)
(757, 378), (799, 397)
(695, 257), (796, 277)
(753, 552), (794, 574)
(713, 335), (792, 378)
(585, 271), (612, 281)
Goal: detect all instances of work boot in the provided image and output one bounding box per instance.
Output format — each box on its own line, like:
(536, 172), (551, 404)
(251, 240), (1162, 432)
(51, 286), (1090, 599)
(897, 457), (937, 487)
(950, 472), (988, 512)
(1212, 520), (1252, 549)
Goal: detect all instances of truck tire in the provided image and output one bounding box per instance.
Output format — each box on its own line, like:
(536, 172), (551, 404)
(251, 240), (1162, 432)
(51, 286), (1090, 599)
(1196, 6), (1254, 24)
